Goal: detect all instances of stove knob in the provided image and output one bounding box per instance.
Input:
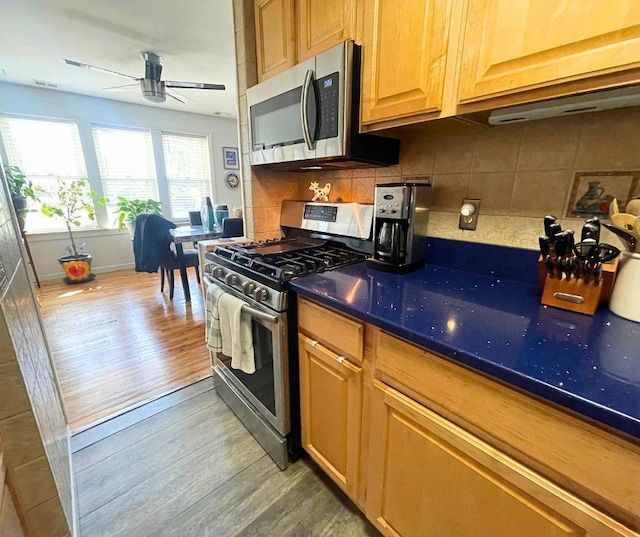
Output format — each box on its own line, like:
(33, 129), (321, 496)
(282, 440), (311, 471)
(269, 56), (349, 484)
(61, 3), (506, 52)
(254, 287), (269, 302)
(243, 282), (256, 296)
(389, 208), (397, 214)
(225, 273), (238, 286)
(213, 267), (224, 279)
(379, 208), (386, 214)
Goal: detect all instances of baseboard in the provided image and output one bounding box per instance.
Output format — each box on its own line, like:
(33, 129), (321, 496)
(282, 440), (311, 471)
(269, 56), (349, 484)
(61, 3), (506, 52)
(39, 262), (135, 281)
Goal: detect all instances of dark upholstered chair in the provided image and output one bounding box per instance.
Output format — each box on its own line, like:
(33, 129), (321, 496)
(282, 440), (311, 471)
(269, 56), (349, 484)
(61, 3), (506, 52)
(160, 245), (200, 300)
(221, 217), (244, 238)
(133, 213), (200, 300)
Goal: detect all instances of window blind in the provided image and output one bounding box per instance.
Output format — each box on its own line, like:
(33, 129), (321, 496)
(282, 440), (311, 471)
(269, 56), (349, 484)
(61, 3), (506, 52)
(0, 116), (91, 231)
(92, 126), (159, 224)
(161, 133), (212, 219)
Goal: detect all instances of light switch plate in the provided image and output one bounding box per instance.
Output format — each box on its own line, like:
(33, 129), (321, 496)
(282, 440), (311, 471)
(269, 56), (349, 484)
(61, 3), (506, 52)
(459, 199), (481, 230)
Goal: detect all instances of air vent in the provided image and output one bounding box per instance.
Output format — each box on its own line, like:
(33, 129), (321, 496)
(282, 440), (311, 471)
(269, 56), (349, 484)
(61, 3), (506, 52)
(33, 79), (59, 88)
(489, 86), (640, 125)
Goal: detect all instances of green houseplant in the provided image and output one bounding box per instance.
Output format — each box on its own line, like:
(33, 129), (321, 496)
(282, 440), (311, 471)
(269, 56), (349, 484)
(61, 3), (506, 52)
(41, 177), (103, 284)
(114, 197), (162, 233)
(3, 164), (41, 230)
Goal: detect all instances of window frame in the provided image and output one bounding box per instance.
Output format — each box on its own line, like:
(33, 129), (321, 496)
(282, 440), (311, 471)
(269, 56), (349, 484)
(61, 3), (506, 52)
(91, 124), (160, 227)
(161, 131), (214, 221)
(0, 114), (95, 232)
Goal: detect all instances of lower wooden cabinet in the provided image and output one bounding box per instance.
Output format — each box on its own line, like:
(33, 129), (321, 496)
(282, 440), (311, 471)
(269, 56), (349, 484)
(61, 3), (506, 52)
(298, 334), (363, 499)
(297, 300), (639, 536)
(367, 380), (635, 537)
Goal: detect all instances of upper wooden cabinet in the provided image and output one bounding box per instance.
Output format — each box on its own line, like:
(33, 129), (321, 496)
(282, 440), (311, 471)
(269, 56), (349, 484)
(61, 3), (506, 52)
(360, 0), (457, 127)
(254, 0), (357, 83)
(297, 0), (357, 61)
(254, 0), (296, 82)
(457, 1), (640, 108)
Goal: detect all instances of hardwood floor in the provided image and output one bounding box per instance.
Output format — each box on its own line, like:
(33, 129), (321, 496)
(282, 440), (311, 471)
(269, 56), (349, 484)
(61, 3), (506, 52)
(37, 268), (210, 432)
(74, 384), (378, 537)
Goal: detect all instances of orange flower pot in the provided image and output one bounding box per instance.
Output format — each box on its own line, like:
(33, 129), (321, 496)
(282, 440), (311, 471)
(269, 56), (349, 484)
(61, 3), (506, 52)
(59, 254), (94, 284)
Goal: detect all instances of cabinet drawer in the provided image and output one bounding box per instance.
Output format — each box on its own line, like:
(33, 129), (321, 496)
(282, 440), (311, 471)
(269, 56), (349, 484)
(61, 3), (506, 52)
(368, 380), (635, 537)
(298, 298), (364, 363)
(374, 330), (640, 527)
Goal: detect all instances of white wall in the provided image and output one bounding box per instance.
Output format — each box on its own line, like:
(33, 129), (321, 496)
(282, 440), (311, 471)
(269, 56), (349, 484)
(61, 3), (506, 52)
(0, 82), (243, 280)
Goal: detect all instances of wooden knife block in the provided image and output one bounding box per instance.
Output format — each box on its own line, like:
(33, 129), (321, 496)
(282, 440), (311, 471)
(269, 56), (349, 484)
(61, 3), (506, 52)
(537, 256), (619, 315)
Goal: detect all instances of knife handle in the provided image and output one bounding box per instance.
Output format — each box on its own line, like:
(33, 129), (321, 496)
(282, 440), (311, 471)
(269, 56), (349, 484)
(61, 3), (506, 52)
(544, 215), (557, 237)
(581, 222), (600, 242)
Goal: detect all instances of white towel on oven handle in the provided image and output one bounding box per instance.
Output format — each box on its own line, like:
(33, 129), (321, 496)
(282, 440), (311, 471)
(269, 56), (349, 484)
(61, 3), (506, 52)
(205, 282), (223, 352)
(218, 292), (256, 374)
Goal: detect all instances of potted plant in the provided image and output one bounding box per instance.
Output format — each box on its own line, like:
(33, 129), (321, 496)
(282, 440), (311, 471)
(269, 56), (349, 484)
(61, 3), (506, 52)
(3, 164), (41, 231)
(114, 197), (162, 234)
(41, 177), (103, 284)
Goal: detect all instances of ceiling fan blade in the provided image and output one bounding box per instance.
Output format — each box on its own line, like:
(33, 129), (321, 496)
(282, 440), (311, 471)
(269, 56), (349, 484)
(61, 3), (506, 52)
(166, 88), (192, 103)
(165, 81), (225, 91)
(103, 83), (139, 91)
(166, 91), (186, 104)
(61, 58), (138, 80)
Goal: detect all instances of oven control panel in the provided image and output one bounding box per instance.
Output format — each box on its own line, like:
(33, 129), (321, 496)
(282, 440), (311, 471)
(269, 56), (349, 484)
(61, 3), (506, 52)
(303, 204), (338, 222)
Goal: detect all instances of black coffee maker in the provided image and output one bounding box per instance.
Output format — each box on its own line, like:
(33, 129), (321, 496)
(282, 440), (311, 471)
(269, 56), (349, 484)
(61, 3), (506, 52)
(367, 183), (432, 273)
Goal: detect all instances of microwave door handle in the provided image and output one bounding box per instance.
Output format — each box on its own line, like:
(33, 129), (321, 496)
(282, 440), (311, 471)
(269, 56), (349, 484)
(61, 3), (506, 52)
(301, 69), (317, 150)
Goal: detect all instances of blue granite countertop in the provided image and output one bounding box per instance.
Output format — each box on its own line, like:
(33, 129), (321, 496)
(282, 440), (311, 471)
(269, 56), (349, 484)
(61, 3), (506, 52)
(289, 258), (640, 440)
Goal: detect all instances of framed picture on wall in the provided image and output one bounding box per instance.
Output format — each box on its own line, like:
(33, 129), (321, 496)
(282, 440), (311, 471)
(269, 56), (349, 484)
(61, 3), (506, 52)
(566, 171), (639, 217)
(222, 147), (239, 170)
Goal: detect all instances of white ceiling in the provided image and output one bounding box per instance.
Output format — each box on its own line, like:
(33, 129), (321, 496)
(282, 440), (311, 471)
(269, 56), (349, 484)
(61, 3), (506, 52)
(0, 0), (238, 117)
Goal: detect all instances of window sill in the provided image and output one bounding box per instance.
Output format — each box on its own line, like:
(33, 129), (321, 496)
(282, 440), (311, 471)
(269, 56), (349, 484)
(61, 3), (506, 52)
(25, 227), (129, 242)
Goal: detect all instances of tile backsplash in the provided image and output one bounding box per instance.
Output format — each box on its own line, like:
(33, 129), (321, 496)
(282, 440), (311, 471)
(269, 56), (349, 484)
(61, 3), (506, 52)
(290, 108), (640, 250)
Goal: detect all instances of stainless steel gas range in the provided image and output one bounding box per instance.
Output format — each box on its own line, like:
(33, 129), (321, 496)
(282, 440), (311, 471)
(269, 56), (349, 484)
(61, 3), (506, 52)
(203, 200), (373, 469)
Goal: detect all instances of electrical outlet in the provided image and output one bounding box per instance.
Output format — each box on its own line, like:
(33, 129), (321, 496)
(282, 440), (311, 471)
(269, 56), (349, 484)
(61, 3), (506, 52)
(459, 199), (481, 230)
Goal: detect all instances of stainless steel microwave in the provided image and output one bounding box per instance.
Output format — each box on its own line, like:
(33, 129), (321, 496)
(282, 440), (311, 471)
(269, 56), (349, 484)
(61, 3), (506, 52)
(246, 40), (400, 171)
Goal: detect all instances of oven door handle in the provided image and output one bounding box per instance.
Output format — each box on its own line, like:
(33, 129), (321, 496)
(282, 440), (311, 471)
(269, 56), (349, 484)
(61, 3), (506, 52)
(242, 305), (279, 324)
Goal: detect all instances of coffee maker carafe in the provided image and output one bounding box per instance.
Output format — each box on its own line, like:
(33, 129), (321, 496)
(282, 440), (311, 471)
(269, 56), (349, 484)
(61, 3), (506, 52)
(368, 183), (432, 273)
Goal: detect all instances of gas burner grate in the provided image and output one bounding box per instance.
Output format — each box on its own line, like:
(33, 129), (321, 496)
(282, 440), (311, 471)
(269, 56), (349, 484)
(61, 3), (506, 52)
(210, 241), (367, 283)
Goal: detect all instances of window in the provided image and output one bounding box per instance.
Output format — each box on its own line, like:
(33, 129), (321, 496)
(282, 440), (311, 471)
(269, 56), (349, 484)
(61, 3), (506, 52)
(92, 126), (158, 225)
(0, 117), (90, 231)
(162, 133), (212, 219)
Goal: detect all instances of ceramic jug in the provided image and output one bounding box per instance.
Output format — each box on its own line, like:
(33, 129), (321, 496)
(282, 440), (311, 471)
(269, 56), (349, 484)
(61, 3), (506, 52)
(576, 181), (605, 211)
(609, 252), (640, 323)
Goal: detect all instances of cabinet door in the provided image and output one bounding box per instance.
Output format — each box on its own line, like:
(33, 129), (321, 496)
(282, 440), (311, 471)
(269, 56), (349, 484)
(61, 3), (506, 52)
(297, 0), (356, 61)
(458, 1), (640, 107)
(254, 0), (296, 82)
(360, 0), (454, 125)
(367, 380), (597, 537)
(299, 335), (363, 499)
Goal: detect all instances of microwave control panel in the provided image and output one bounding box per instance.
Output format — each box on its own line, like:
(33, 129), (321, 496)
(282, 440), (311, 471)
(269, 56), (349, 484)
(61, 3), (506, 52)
(316, 72), (340, 140)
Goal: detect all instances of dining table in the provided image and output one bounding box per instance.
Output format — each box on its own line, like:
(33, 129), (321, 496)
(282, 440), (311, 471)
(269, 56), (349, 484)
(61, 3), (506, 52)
(169, 225), (222, 301)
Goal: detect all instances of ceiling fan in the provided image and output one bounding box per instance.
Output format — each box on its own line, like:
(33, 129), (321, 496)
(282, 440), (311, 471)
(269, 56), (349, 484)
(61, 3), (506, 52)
(61, 52), (225, 104)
